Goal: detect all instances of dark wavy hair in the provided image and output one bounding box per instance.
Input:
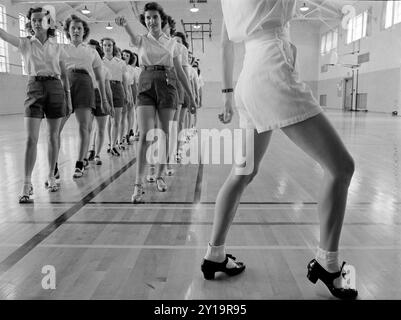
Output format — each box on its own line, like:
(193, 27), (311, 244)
(132, 52), (139, 67)
(173, 31), (189, 49)
(26, 7), (56, 37)
(88, 39), (104, 59)
(166, 15), (176, 36)
(139, 2), (168, 29)
(100, 37), (118, 57)
(63, 14), (90, 41)
(122, 49), (135, 65)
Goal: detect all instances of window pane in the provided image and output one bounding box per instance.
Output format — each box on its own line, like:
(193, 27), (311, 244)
(0, 56), (6, 72)
(385, 1), (394, 28)
(332, 29), (338, 49)
(395, 1), (401, 24)
(362, 12), (368, 37)
(354, 14), (363, 41)
(321, 34), (326, 54)
(347, 18), (353, 44)
(326, 32), (332, 52)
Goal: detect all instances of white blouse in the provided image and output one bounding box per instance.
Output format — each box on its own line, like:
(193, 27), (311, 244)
(63, 43), (102, 74)
(102, 57), (126, 82)
(134, 33), (180, 67)
(221, 0), (295, 42)
(19, 36), (68, 76)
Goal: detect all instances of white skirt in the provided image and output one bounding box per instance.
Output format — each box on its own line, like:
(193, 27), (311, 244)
(235, 28), (322, 133)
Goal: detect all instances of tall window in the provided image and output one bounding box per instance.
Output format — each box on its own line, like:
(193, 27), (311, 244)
(347, 11), (368, 44)
(0, 5), (9, 73)
(385, 1), (401, 28)
(19, 13), (28, 75)
(321, 28), (338, 55)
(56, 30), (68, 44)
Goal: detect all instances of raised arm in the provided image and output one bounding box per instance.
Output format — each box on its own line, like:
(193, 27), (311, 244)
(0, 28), (20, 48)
(115, 16), (141, 48)
(219, 20), (235, 124)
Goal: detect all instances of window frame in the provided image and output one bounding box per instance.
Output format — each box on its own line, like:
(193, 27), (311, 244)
(0, 4), (9, 73)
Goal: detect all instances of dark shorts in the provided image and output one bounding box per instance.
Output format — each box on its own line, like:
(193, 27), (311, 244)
(93, 89), (108, 117)
(68, 71), (95, 110)
(137, 69), (178, 109)
(182, 91), (190, 109)
(110, 81), (125, 109)
(24, 78), (66, 119)
(177, 79), (185, 105)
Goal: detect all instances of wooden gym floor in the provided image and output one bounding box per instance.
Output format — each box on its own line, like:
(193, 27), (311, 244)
(0, 108), (400, 299)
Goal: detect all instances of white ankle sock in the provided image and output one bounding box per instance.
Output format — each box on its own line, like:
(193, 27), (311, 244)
(315, 247), (343, 288)
(205, 243), (239, 269)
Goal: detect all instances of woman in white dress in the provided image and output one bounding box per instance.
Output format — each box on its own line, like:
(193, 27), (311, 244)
(201, 0), (357, 300)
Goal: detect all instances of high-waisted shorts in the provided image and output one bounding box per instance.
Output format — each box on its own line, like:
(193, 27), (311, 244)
(93, 89), (109, 117)
(235, 27), (322, 133)
(24, 78), (66, 119)
(110, 81), (125, 109)
(68, 71), (95, 110)
(137, 68), (178, 109)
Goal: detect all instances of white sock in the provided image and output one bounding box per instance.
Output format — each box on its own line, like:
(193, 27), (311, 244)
(24, 177), (32, 184)
(315, 247), (343, 288)
(204, 243), (239, 269)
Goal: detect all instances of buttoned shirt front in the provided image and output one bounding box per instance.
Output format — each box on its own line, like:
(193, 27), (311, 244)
(63, 42), (102, 74)
(134, 32), (180, 67)
(18, 36), (68, 76)
(102, 56), (126, 82)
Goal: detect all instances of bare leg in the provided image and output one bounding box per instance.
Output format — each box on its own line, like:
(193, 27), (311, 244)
(156, 108), (176, 178)
(120, 106), (127, 144)
(46, 118), (62, 179)
(112, 108), (122, 149)
(281, 113), (354, 252)
(75, 108), (93, 161)
(210, 129), (273, 246)
(94, 116), (108, 156)
(23, 117), (42, 183)
(135, 105), (156, 185)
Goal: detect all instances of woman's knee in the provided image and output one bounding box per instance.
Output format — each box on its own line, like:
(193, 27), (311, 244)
(332, 154), (355, 184)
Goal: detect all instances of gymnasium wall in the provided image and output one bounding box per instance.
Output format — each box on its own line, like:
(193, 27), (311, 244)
(0, 1), (323, 115)
(318, 1), (401, 113)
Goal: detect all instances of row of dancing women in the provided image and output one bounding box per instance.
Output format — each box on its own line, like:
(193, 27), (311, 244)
(0, 0), (359, 300)
(0, 3), (201, 204)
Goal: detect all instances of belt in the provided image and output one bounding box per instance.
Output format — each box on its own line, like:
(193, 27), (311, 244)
(69, 68), (89, 75)
(143, 65), (170, 71)
(110, 80), (122, 84)
(31, 75), (60, 81)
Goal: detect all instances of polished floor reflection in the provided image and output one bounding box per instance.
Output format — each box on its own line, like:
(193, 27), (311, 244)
(0, 109), (400, 299)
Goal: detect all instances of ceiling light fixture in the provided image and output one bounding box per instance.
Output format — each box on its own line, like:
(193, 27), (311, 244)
(193, 23), (201, 29)
(106, 22), (113, 30)
(300, 2), (309, 12)
(81, 6), (90, 15)
(190, 4), (199, 13)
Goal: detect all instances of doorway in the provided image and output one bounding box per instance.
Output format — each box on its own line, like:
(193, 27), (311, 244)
(343, 77), (353, 111)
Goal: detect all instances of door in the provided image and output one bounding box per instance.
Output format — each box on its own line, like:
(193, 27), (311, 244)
(343, 77), (353, 111)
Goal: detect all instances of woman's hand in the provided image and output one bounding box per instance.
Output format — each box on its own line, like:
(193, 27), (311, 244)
(218, 100), (234, 124)
(115, 16), (128, 27)
(101, 96), (111, 115)
(189, 95), (197, 114)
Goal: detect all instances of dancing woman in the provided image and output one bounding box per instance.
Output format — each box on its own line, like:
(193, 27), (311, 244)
(62, 15), (110, 178)
(0, 7), (71, 202)
(115, 2), (196, 203)
(201, 0), (357, 300)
